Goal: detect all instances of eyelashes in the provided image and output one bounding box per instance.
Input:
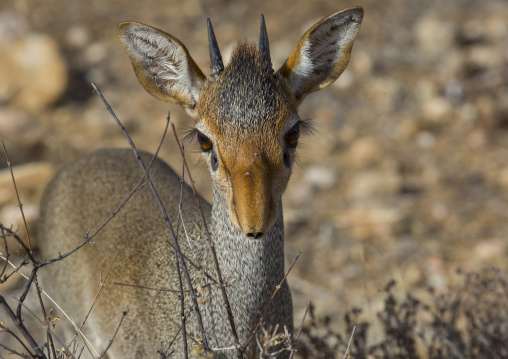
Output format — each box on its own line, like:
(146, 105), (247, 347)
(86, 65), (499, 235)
(183, 118), (315, 151)
(297, 118), (316, 137)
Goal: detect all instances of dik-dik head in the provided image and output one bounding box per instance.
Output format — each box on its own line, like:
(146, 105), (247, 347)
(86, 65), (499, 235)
(119, 8), (363, 239)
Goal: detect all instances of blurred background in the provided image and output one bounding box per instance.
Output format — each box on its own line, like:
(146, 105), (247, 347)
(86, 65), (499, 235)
(1, 0), (508, 353)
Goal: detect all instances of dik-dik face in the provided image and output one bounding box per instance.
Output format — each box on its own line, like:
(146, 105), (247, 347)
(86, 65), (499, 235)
(119, 8), (363, 238)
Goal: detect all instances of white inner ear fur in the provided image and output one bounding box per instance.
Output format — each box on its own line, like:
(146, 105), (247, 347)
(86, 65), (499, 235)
(287, 12), (361, 96)
(125, 25), (201, 104)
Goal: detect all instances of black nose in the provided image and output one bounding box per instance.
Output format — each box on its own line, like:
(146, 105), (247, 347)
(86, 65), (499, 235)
(246, 232), (264, 239)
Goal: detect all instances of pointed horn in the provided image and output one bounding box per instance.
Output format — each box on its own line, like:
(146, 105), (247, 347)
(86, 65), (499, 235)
(259, 14), (272, 68)
(207, 18), (224, 78)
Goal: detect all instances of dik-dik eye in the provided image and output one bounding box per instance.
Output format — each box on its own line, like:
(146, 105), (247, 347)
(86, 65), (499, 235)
(285, 123), (300, 149)
(197, 132), (213, 152)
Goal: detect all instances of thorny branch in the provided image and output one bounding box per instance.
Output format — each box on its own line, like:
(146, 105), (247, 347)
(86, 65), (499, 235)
(36, 132), (165, 269)
(98, 308), (130, 359)
(1, 141), (49, 359)
(64, 251), (119, 356)
(0, 295), (44, 358)
(342, 325), (356, 359)
(171, 123), (243, 358)
(2, 140), (33, 254)
(92, 82), (211, 352)
(171, 154), (189, 358)
(289, 301), (311, 359)
(1, 140), (129, 358)
(244, 252), (301, 351)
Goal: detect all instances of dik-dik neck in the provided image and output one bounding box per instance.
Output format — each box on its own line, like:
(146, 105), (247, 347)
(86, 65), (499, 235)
(209, 183), (286, 284)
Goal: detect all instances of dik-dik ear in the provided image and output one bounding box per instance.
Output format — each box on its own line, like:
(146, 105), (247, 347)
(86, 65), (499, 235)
(119, 22), (206, 118)
(278, 7), (363, 104)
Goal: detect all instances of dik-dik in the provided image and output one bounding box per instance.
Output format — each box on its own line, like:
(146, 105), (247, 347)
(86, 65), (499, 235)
(39, 7), (363, 358)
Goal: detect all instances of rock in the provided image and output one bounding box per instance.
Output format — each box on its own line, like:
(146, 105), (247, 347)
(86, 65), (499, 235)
(416, 131), (436, 148)
(350, 48), (373, 77)
(65, 25), (92, 48)
(333, 68), (354, 89)
(0, 33), (68, 111)
(415, 15), (454, 56)
(0, 162), (55, 206)
(0, 203), (39, 230)
(499, 166), (508, 189)
(363, 77), (400, 111)
(347, 168), (401, 200)
(346, 137), (383, 168)
(336, 202), (402, 240)
(467, 45), (503, 69)
(420, 97), (452, 122)
(306, 166), (337, 191)
(0, 12), (29, 45)
(473, 239), (505, 262)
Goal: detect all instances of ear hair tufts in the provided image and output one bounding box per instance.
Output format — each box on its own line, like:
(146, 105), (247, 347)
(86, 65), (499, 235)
(207, 18), (224, 79)
(259, 14), (272, 71)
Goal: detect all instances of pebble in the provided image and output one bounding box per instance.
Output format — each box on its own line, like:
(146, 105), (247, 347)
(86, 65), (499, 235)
(347, 168), (401, 200)
(0, 33), (68, 111)
(0, 162), (54, 206)
(420, 97), (452, 122)
(415, 15), (454, 56)
(346, 137), (383, 168)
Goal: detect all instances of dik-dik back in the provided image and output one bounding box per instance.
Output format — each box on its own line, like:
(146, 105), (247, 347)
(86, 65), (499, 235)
(39, 8), (363, 358)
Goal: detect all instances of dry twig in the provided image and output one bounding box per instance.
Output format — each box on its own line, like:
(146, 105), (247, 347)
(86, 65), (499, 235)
(92, 82), (211, 353)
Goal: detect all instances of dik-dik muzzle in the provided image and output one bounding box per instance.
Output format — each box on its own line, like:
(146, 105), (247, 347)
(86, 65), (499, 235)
(228, 149), (277, 239)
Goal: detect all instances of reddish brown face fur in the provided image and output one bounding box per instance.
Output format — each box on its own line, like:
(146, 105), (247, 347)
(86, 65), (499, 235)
(195, 43), (298, 238)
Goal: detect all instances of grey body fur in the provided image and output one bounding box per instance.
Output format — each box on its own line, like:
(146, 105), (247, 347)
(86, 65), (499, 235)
(39, 149), (292, 358)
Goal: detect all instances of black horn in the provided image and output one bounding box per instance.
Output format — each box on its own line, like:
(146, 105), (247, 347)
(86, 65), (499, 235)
(259, 14), (272, 68)
(207, 18), (224, 78)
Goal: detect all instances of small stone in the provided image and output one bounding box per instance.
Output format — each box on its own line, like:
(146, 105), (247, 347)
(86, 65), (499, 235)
(0, 34), (68, 111)
(350, 48), (373, 77)
(416, 131), (435, 148)
(467, 45), (503, 69)
(415, 15), (454, 56)
(473, 239), (504, 261)
(337, 202), (402, 240)
(0, 162), (55, 206)
(347, 168), (401, 200)
(65, 25), (91, 48)
(497, 166), (508, 189)
(306, 166), (337, 191)
(346, 137), (383, 168)
(333, 68), (354, 89)
(421, 97), (452, 122)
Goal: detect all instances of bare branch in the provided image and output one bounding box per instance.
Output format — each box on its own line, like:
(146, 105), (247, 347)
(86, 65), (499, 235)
(0, 341), (32, 359)
(16, 268), (37, 324)
(64, 251), (119, 356)
(2, 140), (33, 255)
(0, 226), (10, 280)
(170, 123), (242, 358)
(243, 252), (301, 350)
(92, 82), (211, 353)
(174, 154), (188, 358)
(288, 301), (311, 359)
(342, 325), (356, 359)
(0, 296), (45, 358)
(0, 322), (35, 358)
(98, 308), (130, 359)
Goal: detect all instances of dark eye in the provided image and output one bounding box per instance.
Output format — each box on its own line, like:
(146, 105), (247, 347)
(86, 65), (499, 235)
(197, 132), (213, 152)
(285, 123), (300, 149)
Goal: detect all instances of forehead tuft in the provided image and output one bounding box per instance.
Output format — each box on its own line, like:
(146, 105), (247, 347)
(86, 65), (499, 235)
(201, 42), (292, 137)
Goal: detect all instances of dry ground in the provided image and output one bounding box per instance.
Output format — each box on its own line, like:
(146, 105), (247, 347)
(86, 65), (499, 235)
(1, 0), (508, 356)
